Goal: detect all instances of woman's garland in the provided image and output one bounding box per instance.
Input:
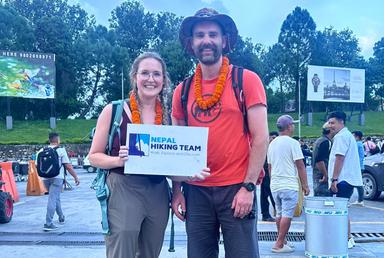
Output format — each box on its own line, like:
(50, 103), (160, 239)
(129, 92), (162, 125)
(194, 56), (229, 110)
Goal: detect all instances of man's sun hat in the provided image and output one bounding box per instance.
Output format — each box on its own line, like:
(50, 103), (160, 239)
(276, 115), (299, 130)
(179, 8), (238, 55)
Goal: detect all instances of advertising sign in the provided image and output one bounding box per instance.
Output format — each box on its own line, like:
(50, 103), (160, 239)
(307, 65), (365, 103)
(0, 50), (56, 99)
(124, 124), (208, 176)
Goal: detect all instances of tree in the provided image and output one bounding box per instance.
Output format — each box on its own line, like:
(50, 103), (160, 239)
(0, 6), (35, 51)
(278, 7), (316, 112)
(367, 37), (384, 111)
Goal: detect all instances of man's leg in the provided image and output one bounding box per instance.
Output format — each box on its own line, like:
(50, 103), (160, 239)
(272, 190), (298, 250)
(53, 178), (64, 219)
(356, 186), (364, 202)
(218, 184), (259, 258)
(184, 184), (220, 258)
(43, 178), (62, 226)
(336, 181), (354, 239)
(260, 178), (270, 219)
(274, 217), (292, 248)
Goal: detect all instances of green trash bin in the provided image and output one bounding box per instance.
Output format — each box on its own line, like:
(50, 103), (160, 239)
(304, 197), (348, 258)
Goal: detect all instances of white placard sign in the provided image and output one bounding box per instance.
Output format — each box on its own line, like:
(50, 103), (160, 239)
(124, 124), (208, 176)
(307, 65), (365, 103)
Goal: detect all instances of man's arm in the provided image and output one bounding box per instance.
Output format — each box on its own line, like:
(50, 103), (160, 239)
(295, 159), (310, 195)
(315, 161), (328, 183)
(330, 154), (345, 192)
(232, 104), (269, 218)
(64, 163), (80, 185)
(171, 117), (187, 221)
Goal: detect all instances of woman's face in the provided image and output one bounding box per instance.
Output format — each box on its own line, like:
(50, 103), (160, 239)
(135, 57), (164, 100)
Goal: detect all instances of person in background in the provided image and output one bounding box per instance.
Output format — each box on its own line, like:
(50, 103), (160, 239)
(350, 131), (365, 206)
(40, 132), (80, 231)
(327, 111), (363, 249)
(261, 131), (278, 222)
(311, 122), (332, 196)
(268, 115), (310, 253)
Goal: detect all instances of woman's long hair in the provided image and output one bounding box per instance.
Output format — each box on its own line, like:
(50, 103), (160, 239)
(129, 51), (171, 125)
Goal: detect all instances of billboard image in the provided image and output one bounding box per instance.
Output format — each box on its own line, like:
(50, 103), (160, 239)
(307, 65), (365, 103)
(0, 50), (56, 99)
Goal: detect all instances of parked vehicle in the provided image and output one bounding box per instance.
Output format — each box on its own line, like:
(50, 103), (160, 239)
(0, 165), (13, 223)
(363, 153), (384, 200)
(83, 155), (96, 173)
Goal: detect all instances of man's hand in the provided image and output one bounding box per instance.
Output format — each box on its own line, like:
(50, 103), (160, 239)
(331, 181), (338, 193)
(74, 176), (80, 186)
(171, 190), (186, 221)
(319, 175), (328, 183)
(231, 187), (254, 218)
(302, 185), (310, 196)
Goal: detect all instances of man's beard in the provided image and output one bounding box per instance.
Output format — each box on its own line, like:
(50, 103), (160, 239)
(194, 43), (222, 65)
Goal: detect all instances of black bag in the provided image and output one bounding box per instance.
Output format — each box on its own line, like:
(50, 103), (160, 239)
(36, 146), (61, 178)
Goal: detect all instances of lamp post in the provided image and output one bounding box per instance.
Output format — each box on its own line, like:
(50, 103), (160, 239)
(298, 71), (301, 138)
(297, 57), (310, 139)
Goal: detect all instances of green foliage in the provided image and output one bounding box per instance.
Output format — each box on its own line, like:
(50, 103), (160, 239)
(0, 119), (96, 144)
(0, 113), (382, 145)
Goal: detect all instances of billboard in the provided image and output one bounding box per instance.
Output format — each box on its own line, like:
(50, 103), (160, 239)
(307, 65), (365, 103)
(0, 50), (56, 99)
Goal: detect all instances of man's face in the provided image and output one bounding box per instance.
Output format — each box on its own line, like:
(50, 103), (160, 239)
(191, 21), (226, 65)
(328, 117), (344, 134)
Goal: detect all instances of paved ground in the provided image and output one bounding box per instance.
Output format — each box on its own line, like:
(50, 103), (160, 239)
(1, 167), (384, 258)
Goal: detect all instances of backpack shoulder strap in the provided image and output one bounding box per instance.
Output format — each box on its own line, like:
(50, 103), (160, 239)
(180, 75), (194, 126)
(107, 100), (124, 154)
(231, 66), (249, 134)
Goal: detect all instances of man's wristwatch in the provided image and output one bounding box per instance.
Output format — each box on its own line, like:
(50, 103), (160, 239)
(332, 178), (338, 183)
(242, 182), (256, 192)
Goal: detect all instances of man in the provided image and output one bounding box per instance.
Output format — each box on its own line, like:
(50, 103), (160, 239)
(39, 132), (80, 231)
(311, 122), (332, 196)
(350, 131), (365, 206)
(171, 8), (268, 258)
(267, 115), (310, 253)
(261, 131), (278, 222)
(327, 111), (363, 249)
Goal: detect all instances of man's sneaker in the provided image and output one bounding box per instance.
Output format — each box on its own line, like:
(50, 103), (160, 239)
(348, 237), (356, 249)
(58, 216), (65, 225)
(43, 223), (58, 231)
(262, 216), (276, 222)
(351, 201), (364, 207)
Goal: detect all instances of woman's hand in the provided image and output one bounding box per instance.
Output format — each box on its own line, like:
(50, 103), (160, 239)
(117, 145), (129, 167)
(187, 167), (211, 182)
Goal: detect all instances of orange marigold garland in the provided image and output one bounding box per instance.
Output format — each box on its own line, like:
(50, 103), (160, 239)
(129, 93), (163, 125)
(194, 56), (229, 110)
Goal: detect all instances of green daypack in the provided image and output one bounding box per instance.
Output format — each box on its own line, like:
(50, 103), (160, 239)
(90, 100), (124, 235)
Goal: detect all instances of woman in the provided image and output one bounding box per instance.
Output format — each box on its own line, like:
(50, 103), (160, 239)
(88, 52), (172, 258)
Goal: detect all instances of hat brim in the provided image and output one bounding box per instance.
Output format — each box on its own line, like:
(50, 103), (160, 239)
(179, 14), (238, 55)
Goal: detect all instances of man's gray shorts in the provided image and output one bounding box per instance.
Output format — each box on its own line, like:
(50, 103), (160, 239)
(272, 190), (298, 218)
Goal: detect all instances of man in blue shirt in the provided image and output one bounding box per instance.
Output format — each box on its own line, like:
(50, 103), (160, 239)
(351, 131), (365, 206)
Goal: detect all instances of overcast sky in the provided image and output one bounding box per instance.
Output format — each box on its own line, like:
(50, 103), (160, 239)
(69, 0), (384, 59)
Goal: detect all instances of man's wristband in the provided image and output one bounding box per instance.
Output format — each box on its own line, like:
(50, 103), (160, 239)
(331, 178), (338, 183)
